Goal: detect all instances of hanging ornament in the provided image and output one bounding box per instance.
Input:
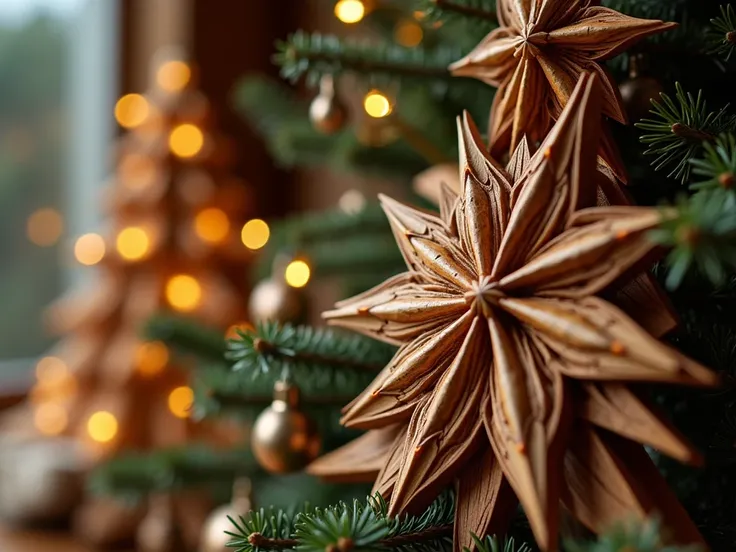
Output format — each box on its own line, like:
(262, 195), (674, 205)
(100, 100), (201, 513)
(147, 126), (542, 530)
(136, 494), (186, 552)
(619, 54), (664, 122)
(251, 381), (321, 473)
(248, 277), (304, 323)
(309, 75), (348, 134)
(199, 478), (253, 552)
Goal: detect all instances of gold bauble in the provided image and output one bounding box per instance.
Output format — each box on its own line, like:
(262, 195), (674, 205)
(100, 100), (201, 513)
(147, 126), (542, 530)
(136, 494), (186, 552)
(619, 54), (663, 122)
(248, 278), (304, 323)
(251, 381), (321, 473)
(200, 478), (253, 552)
(309, 75), (347, 134)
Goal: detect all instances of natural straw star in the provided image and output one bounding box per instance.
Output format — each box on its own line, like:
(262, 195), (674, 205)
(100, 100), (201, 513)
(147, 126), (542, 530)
(450, 0), (677, 181)
(309, 74), (714, 552)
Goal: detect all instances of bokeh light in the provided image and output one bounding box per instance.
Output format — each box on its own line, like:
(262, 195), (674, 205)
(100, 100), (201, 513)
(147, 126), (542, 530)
(334, 0), (365, 23)
(284, 260), (311, 288)
(74, 233), (106, 266)
(165, 274), (202, 312)
(363, 90), (392, 118)
(338, 189), (366, 214)
(116, 226), (150, 261)
(36, 356), (68, 385)
(114, 94), (150, 129)
(194, 207), (230, 244)
(135, 341), (169, 377)
(394, 20), (423, 47)
(169, 123), (204, 158)
(168, 386), (194, 419)
(157, 60), (191, 92)
(27, 208), (64, 247)
(241, 219), (270, 250)
(34, 403), (68, 436)
(87, 411), (119, 443)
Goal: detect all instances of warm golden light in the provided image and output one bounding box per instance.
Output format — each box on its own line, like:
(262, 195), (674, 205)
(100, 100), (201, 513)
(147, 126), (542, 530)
(169, 123), (204, 158)
(363, 90), (392, 118)
(27, 208), (64, 247)
(226, 321), (253, 340)
(36, 356), (68, 385)
(74, 233), (106, 266)
(194, 207), (230, 244)
(116, 226), (150, 261)
(87, 411), (119, 443)
(165, 274), (202, 312)
(34, 403), (68, 436)
(334, 0), (365, 23)
(168, 386), (194, 419)
(157, 60), (191, 92)
(115, 94), (149, 129)
(394, 20), (423, 47)
(119, 154), (158, 190)
(241, 219), (270, 250)
(284, 260), (311, 288)
(135, 341), (169, 377)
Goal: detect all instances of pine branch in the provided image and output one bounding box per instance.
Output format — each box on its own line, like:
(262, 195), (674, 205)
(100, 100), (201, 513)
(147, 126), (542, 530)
(226, 322), (395, 381)
(468, 535), (532, 552)
(414, 0), (498, 24)
(690, 133), (736, 191)
(144, 314), (226, 364)
(275, 31), (460, 87)
(564, 518), (702, 551)
(226, 493), (454, 552)
(637, 84), (736, 183)
(708, 4), (736, 61)
(649, 189), (736, 289)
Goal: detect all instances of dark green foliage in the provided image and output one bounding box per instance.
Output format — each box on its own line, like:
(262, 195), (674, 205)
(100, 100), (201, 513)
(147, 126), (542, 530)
(708, 4), (736, 61)
(564, 519), (702, 551)
(467, 535), (532, 552)
(650, 189), (736, 288)
(144, 314), (227, 364)
(637, 84), (736, 183)
(89, 446), (253, 503)
(414, 0), (497, 24)
(690, 133), (736, 190)
(226, 321), (394, 381)
(226, 493), (454, 552)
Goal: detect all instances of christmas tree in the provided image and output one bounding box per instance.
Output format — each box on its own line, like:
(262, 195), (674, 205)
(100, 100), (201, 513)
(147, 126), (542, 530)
(92, 2), (736, 551)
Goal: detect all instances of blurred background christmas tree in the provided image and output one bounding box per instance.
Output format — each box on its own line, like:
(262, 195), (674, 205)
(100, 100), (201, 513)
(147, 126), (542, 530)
(0, 0), (734, 551)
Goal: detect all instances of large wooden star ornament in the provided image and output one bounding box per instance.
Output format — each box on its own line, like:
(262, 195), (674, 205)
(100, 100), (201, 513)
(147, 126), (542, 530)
(449, 0), (676, 181)
(308, 75), (716, 552)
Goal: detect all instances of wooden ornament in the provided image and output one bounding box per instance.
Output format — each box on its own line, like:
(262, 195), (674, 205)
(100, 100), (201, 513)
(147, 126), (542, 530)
(200, 478), (253, 552)
(251, 381), (321, 473)
(309, 75), (348, 134)
(619, 55), (664, 122)
(315, 74), (714, 552)
(449, 0), (677, 182)
(136, 493), (186, 552)
(248, 278), (305, 323)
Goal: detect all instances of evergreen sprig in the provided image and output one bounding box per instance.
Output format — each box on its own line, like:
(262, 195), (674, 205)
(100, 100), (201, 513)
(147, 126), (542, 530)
(708, 4), (736, 61)
(414, 0), (497, 24)
(226, 322), (395, 381)
(467, 535), (532, 552)
(226, 493), (454, 552)
(144, 314), (227, 364)
(637, 84), (736, 183)
(564, 519), (702, 552)
(650, 189), (736, 289)
(274, 31), (460, 87)
(690, 133), (736, 191)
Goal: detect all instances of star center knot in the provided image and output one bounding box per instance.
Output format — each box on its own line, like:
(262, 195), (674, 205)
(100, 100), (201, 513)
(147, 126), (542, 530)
(464, 277), (503, 317)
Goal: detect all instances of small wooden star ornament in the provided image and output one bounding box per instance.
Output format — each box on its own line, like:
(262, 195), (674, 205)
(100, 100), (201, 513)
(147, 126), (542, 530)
(449, 0), (677, 181)
(308, 74), (716, 552)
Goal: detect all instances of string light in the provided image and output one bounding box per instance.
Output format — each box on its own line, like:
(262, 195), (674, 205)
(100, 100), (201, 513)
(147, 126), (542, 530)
(34, 403), (68, 436)
(241, 219), (270, 250)
(157, 60), (191, 92)
(334, 0), (365, 23)
(87, 411), (119, 443)
(168, 386), (194, 419)
(27, 208), (64, 247)
(284, 259), (311, 288)
(116, 226), (150, 261)
(169, 123), (204, 158)
(135, 341), (169, 377)
(165, 274), (202, 312)
(338, 189), (366, 214)
(74, 233), (106, 266)
(119, 153), (158, 190)
(36, 356), (68, 385)
(394, 20), (424, 47)
(363, 90), (392, 118)
(194, 207), (230, 244)
(114, 94), (149, 129)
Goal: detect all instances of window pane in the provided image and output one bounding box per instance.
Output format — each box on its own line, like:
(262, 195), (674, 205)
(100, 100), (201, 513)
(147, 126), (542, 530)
(0, 0), (117, 366)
